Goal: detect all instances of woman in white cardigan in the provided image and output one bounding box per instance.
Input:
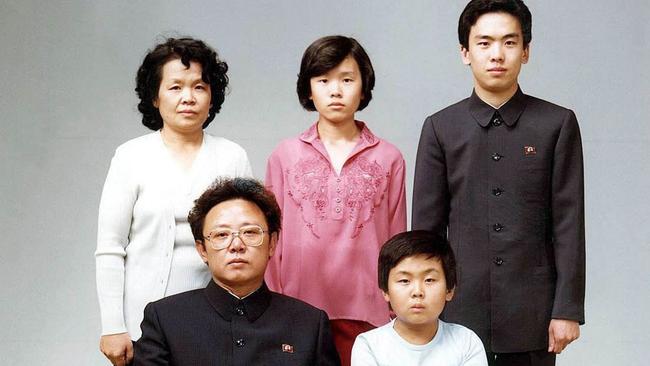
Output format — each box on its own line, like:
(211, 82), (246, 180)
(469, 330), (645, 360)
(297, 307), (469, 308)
(96, 37), (252, 366)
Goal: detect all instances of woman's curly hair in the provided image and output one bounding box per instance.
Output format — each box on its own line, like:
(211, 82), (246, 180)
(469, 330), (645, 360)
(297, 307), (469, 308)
(135, 37), (229, 130)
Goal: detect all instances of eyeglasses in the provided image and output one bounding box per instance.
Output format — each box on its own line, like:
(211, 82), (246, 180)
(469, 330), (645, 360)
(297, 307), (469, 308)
(203, 225), (267, 250)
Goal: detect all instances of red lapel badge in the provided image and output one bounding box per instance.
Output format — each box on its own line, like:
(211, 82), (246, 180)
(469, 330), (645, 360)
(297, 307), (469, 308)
(282, 343), (294, 353)
(524, 146), (537, 155)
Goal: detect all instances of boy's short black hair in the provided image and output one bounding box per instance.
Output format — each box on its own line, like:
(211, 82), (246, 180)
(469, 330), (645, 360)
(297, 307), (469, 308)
(378, 231), (457, 292)
(296, 35), (375, 111)
(458, 0), (532, 50)
(135, 37), (229, 131)
(188, 177), (282, 243)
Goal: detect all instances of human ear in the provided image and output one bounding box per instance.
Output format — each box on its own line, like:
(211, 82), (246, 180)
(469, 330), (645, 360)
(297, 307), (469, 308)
(382, 290), (390, 303)
(521, 44), (530, 64)
(460, 45), (471, 66)
(195, 240), (209, 264)
(446, 287), (455, 301)
(268, 232), (278, 258)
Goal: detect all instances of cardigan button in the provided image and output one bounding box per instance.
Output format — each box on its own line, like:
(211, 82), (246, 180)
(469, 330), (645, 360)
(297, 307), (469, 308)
(235, 338), (245, 347)
(235, 307), (245, 316)
(494, 257), (504, 265)
(492, 153), (502, 161)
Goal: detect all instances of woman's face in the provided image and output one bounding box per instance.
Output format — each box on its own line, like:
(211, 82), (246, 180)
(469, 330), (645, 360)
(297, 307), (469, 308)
(154, 59), (212, 134)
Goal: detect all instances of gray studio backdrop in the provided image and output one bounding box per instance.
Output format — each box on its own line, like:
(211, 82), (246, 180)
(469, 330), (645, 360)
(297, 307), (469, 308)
(1, 0), (649, 364)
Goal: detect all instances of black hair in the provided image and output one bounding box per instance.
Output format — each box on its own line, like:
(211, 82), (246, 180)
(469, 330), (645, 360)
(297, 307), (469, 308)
(296, 35), (375, 111)
(378, 231), (457, 292)
(188, 178), (282, 243)
(135, 37), (229, 130)
(458, 0), (532, 50)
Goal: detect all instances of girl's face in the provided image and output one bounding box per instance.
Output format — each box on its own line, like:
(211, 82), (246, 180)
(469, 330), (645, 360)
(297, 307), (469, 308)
(309, 55), (363, 125)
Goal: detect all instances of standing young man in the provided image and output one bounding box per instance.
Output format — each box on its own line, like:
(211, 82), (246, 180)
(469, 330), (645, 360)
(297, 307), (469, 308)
(412, 1), (585, 365)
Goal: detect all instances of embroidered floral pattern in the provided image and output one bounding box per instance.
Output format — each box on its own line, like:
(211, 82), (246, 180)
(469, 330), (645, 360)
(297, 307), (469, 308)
(286, 155), (330, 238)
(344, 156), (389, 237)
(287, 154), (389, 238)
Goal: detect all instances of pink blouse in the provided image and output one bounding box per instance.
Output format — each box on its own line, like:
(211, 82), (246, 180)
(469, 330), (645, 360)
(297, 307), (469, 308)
(265, 122), (407, 326)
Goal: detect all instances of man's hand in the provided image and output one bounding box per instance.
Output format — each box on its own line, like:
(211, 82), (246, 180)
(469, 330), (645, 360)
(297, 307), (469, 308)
(100, 332), (133, 366)
(548, 319), (580, 354)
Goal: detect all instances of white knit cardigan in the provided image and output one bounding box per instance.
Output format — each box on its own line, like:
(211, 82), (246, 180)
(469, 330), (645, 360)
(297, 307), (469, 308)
(95, 131), (252, 339)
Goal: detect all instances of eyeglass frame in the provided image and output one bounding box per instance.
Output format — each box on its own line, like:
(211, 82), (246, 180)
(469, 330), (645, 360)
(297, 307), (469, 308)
(202, 224), (269, 250)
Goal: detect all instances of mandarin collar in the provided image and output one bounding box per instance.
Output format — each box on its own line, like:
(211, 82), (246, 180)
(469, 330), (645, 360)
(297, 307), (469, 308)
(203, 280), (271, 322)
(468, 87), (527, 128)
(299, 120), (378, 147)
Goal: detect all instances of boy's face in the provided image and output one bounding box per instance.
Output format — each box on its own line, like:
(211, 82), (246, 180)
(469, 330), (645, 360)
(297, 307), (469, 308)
(461, 12), (529, 99)
(383, 254), (454, 329)
(309, 55), (363, 125)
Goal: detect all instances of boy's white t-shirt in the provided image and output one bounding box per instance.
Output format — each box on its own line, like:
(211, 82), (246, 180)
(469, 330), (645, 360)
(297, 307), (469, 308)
(351, 319), (487, 366)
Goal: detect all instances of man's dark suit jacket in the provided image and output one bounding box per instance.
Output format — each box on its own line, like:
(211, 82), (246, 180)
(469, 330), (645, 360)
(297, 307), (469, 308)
(412, 88), (585, 353)
(133, 281), (340, 366)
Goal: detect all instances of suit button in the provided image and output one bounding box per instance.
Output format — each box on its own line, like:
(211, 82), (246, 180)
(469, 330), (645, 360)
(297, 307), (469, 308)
(492, 153), (502, 161)
(235, 307), (244, 316)
(493, 223), (503, 232)
(494, 257), (504, 265)
(235, 338), (245, 347)
(492, 188), (503, 196)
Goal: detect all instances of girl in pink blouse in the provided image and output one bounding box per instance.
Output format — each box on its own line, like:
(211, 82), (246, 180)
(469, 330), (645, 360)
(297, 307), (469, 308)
(265, 35), (407, 366)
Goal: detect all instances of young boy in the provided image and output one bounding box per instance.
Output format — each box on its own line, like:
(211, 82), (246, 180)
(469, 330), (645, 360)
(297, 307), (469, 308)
(412, 1), (584, 365)
(351, 231), (487, 365)
(265, 35), (407, 366)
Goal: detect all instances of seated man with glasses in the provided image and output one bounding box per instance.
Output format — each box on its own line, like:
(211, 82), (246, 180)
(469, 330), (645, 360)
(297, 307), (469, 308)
(134, 177), (340, 366)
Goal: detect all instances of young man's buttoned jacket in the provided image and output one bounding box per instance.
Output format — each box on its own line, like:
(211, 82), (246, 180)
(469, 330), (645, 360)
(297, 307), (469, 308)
(412, 88), (585, 353)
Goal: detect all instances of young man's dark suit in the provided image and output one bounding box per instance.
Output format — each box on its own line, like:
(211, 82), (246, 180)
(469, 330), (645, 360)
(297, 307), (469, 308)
(412, 87), (585, 354)
(134, 280), (340, 366)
